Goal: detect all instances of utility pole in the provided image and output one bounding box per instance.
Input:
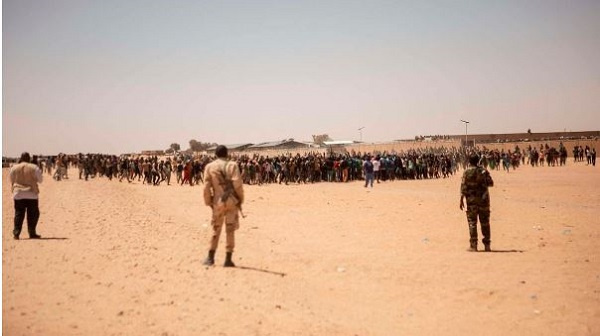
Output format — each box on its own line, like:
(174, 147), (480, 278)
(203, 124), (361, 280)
(460, 120), (470, 147)
(358, 127), (365, 142)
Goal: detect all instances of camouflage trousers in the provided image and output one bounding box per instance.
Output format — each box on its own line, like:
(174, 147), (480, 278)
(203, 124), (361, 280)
(466, 203), (491, 246)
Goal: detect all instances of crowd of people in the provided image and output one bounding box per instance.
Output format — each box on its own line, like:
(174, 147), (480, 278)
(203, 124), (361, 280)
(27, 148), (460, 186)
(573, 145), (597, 166)
(476, 143), (598, 172)
(234, 148), (461, 185)
(24, 143), (596, 187)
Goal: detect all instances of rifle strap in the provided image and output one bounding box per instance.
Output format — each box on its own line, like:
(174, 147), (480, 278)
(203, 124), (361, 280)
(219, 160), (230, 182)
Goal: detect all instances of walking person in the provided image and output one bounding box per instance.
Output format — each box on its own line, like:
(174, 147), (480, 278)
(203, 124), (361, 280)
(363, 156), (374, 188)
(151, 161), (161, 185)
(141, 159), (150, 185)
(9, 152), (43, 240)
(176, 161), (183, 184)
(163, 160), (172, 185)
(202, 145), (244, 267)
(460, 154), (494, 252)
(181, 160), (193, 186)
(119, 158), (131, 182)
(341, 157), (349, 182)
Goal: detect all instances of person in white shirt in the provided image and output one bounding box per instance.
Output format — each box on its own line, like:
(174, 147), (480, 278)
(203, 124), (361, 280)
(372, 156), (381, 183)
(8, 152), (43, 239)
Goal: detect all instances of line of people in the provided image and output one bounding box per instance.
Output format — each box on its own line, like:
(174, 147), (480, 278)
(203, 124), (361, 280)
(235, 149), (461, 186)
(27, 148), (463, 186)
(25, 143), (596, 187)
(73, 155), (208, 186)
(572, 145), (597, 166)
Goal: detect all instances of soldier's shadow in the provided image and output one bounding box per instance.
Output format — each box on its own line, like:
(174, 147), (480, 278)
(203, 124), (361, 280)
(483, 249), (524, 253)
(237, 265), (286, 277)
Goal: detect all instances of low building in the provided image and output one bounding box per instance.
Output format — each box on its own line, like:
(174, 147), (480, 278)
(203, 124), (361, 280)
(141, 150), (165, 156)
(247, 139), (311, 151)
(206, 143), (254, 154)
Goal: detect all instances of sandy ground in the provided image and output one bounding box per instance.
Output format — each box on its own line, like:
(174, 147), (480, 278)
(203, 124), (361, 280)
(2, 163), (599, 336)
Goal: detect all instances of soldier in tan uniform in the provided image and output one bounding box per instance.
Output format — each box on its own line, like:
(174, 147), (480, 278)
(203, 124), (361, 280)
(202, 145), (244, 267)
(9, 152), (43, 239)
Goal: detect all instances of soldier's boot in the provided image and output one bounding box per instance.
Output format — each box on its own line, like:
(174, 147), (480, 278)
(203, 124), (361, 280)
(224, 252), (236, 267)
(482, 225), (491, 252)
(469, 227), (478, 252)
(203, 250), (215, 266)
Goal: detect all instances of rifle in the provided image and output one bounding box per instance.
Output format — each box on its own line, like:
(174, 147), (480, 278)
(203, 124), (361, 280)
(218, 161), (246, 218)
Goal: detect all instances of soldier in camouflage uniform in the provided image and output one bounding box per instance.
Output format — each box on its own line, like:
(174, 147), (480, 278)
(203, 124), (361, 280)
(460, 154), (494, 252)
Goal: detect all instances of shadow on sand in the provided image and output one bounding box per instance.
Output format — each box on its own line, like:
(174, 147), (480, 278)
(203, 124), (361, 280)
(237, 266), (287, 277)
(25, 237), (69, 240)
(481, 249), (524, 253)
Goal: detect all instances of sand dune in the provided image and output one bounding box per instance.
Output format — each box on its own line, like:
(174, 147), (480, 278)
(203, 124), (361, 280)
(3, 163), (599, 335)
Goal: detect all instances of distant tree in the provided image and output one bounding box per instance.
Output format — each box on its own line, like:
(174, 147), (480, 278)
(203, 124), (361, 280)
(188, 139), (218, 152)
(527, 129), (532, 134)
(165, 148), (174, 154)
(189, 140), (202, 152)
(312, 134), (333, 145)
(170, 143), (181, 152)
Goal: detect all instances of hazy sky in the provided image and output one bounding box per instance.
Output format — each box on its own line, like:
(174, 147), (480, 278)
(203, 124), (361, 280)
(3, 0), (599, 156)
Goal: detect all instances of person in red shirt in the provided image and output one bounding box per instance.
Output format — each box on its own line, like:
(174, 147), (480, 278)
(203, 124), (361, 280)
(181, 160), (193, 186)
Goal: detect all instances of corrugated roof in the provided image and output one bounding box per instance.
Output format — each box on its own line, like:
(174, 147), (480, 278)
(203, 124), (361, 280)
(207, 143), (253, 151)
(249, 140), (288, 148)
(248, 140), (309, 149)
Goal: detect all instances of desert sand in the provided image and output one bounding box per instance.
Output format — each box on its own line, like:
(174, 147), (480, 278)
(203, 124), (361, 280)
(3, 162), (599, 335)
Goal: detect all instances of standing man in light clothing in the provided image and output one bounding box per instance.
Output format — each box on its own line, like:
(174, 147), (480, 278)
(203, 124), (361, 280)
(372, 155), (381, 183)
(9, 152), (43, 240)
(202, 145), (244, 267)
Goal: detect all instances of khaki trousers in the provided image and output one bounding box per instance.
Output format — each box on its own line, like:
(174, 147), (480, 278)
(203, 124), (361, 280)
(209, 208), (239, 253)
